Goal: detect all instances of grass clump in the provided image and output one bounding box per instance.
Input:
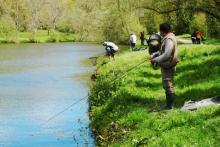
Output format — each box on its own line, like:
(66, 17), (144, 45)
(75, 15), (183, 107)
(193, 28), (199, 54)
(89, 43), (220, 146)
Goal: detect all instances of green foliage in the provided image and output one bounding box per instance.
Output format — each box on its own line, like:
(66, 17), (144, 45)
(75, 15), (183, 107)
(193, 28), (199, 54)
(71, 0), (144, 43)
(89, 43), (220, 146)
(189, 13), (208, 35)
(174, 0), (196, 35)
(207, 16), (220, 39)
(0, 30), (75, 43)
(204, 38), (220, 45)
(0, 0), (220, 42)
(56, 20), (75, 33)
(0, 16), (16, 41)
(145, 13), (159, 34)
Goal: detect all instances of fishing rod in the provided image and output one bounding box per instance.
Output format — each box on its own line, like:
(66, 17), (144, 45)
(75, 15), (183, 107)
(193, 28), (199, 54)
(112, 60), (146, 81)
(41, 59), (147, 126)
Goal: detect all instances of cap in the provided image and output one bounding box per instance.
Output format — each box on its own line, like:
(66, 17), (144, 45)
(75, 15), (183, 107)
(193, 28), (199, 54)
(147, 34), (162, 45)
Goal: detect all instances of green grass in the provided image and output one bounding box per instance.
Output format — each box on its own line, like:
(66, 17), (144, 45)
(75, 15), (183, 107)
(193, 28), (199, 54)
(89, 43), (220, 146)
(204, 38), (220, 45)
(177, 34), (220, 45)
(0, 30), (75, 44)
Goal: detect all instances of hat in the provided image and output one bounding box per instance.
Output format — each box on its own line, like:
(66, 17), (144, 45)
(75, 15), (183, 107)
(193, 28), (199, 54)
(147, 34), (162, 45)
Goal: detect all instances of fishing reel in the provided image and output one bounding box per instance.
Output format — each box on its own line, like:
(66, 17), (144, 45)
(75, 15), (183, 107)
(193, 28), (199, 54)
(150, 55), (160, 70)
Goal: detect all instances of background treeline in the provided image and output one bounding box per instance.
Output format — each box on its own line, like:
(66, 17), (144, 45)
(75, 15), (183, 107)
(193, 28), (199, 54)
(0, 0), (219, 43)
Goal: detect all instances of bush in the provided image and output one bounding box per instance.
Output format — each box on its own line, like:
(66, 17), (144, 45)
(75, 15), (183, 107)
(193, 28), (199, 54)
(189, 13), (207, 36)
(0, 15), (16, 41)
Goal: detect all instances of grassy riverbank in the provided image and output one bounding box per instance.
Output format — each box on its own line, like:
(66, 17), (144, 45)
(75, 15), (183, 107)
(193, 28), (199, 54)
(89, 43), (220, 146)
(0, 30), (75, 44)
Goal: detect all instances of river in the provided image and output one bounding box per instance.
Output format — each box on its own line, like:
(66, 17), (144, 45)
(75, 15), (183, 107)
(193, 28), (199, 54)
(0, 43), (102, 147)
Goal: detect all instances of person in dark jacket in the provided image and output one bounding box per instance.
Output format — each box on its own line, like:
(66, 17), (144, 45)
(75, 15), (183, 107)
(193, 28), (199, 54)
(191, 31), (196, 44)
(140, 31), (145, 46)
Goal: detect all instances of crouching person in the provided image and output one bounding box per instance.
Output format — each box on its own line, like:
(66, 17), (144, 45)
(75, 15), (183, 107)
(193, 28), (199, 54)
(103, 42), (119, 61)
(149, 23), (179, 109)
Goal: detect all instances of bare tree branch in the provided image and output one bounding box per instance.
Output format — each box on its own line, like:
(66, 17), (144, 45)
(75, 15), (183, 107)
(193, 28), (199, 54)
(136, 5), (179, 14)
(136, 4), (220, 20)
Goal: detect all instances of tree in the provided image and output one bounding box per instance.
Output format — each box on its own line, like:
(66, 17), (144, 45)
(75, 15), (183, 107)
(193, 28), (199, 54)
(3, 0), (28, 39)
(207, 15), (220, 38)
(0, 15), (16, 41)
(26, 0), (45, 41)
(0, 0), (4, 17)
(0, 0), (219, 42)
(69, 0), (145, 42)
(71, 0), (104, 41)
(137, 0), (220, 36)
(41, 0), (67, 35)
(140, 0), (220, 20)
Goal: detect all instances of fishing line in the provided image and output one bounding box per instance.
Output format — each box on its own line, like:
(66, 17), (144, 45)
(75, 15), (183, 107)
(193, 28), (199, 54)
(41, 59), (147, 126)
(40, 96), (87, 127)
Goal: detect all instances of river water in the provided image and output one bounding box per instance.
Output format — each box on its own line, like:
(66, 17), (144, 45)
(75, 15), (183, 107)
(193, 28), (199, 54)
(0, 43), (102, 147)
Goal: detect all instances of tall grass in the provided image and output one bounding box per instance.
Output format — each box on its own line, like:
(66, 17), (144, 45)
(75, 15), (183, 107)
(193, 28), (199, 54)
(89, 44), (220, 146)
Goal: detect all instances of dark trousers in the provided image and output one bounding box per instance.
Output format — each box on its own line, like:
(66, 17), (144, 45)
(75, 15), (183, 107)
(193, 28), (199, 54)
(141, 40), (144, 46)
(196, 38), (201, 44)
(192, 38), (196, 44)
(130, 43), (136, 50)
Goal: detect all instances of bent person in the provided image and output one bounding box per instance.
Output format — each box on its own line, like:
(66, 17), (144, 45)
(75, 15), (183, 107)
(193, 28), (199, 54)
(103, 42), (119, 61)
(149, 23), (179, 109)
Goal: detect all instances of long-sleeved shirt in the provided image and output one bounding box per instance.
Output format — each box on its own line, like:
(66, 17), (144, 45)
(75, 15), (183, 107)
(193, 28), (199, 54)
(153, 39), (174, 63)
(105, 42), (119, 51)
(153, 33), (178, 68)
(130, 34), (137, 44)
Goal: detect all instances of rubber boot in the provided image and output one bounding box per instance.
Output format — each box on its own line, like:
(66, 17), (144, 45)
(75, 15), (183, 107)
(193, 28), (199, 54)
(166, 93), (175, 109)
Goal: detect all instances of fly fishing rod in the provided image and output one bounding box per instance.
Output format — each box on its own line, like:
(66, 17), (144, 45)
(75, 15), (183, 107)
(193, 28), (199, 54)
(41, 59), (147, 126)
(111, 60), (146, 82)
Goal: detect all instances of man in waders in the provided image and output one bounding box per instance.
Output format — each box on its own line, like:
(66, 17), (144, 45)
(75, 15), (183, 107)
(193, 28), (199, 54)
(149, 23), (178, 109)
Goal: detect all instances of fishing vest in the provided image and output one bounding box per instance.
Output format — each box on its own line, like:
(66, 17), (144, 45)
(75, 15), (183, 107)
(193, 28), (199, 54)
(159, 33), (178, 69)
